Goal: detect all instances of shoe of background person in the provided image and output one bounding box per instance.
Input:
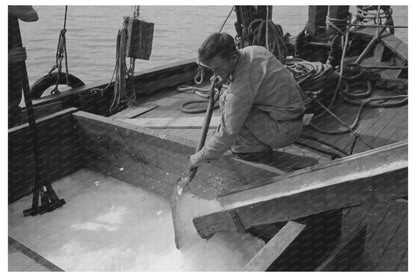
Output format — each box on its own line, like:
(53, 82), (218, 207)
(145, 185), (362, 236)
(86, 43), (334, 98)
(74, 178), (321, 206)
(9, 6), (39, 22)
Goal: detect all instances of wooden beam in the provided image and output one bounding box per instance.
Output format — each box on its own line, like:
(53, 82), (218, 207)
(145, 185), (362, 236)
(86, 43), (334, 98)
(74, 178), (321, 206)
(193, 141), (407, 239)
(122, 116), (220, 129)
(20, 101), (63, 123)
(244, 221), (306, 271)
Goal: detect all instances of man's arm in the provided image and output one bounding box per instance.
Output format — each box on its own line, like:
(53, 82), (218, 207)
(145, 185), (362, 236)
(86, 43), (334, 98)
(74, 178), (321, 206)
(190, 82), (255, 167)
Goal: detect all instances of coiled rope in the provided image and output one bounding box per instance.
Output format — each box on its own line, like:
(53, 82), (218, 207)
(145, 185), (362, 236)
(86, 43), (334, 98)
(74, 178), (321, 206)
(177, 84), (221, 113)
(309, 66), (407, 136)
(285, 58), (335, 91)
(247, 18), (288, 62)
(285, 58), (337, 114)
(109, 20), (137, 114)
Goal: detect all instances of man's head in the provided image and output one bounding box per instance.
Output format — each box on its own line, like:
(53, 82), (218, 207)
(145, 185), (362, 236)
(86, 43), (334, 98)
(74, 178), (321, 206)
(198, 32), (239, 81)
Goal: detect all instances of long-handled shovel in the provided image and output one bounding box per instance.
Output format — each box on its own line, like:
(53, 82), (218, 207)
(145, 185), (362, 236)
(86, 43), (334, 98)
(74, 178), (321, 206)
(171, 77), (219, 249)
(12, 19), (65, 216)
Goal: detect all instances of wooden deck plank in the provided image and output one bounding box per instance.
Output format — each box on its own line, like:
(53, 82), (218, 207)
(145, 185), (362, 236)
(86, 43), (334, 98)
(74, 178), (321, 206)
(397, 247), (408, 271)
(366, 109), (397, 138)
(316, 204), (371, 271)
(370, 124), (400, 148)
(362, 112), (397, 148)
(350, 107), (388, 154)
(361, 201), (405, 271)
(347, 201), (393, 270)
(382, 108), (404, 126)
(365, 201), (394, 242)
(388, 127), (407, 142)
(375, 203), (408, 271)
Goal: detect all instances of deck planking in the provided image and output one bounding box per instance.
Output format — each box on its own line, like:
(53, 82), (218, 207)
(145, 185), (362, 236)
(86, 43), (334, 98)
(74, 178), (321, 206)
(375, 203), (408, 271)
(345, 200), (407, 271)
(115, 83), (407, 168)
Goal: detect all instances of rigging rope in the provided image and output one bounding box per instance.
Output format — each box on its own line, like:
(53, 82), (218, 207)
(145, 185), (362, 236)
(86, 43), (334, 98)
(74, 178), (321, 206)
(47, 5), (70, 95)
(219, 6), (235, 33)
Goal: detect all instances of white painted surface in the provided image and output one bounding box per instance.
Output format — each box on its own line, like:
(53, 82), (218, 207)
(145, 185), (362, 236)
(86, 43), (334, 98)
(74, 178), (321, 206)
(8, 169), (263, 271)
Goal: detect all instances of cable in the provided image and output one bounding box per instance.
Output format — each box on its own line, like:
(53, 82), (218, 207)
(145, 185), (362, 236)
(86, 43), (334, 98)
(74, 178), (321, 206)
(219, 6), (235, 33)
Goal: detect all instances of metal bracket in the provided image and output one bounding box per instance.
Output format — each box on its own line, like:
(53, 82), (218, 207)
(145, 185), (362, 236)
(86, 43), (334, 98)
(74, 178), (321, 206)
(229, 210), (246, 234)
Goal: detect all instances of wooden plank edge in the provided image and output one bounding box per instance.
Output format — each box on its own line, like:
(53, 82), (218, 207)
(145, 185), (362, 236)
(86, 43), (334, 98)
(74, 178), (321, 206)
(8, 236), (64, 272)
(315, 218), (368, 271)
(8, 107), (79, 133)
(243, 221), (306, 271)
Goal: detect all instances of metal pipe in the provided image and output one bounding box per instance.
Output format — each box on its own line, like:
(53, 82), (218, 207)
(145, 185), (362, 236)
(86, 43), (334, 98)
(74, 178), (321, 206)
(351, 24), (408, 28)
(359, 65), (408, 70)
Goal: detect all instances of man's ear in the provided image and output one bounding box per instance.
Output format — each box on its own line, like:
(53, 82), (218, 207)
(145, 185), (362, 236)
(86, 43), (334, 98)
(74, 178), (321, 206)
(231, 52), (239, 64)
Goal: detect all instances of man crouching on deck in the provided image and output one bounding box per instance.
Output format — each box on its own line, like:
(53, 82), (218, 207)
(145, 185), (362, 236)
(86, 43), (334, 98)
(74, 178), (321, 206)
(189, 32), (305, 168)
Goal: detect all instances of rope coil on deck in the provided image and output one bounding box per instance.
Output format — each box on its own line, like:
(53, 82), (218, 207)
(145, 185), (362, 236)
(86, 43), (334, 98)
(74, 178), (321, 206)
(177, 85), (221, 113)
(309, 64), (408, 136)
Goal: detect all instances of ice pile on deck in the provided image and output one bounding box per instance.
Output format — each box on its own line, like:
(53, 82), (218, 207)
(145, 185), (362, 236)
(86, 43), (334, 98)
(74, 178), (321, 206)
(8, 169), (264, 271)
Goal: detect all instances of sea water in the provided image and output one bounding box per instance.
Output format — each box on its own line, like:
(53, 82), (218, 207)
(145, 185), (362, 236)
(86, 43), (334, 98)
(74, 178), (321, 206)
(19, 5), (408, 86)
(8, 169), (264, 271)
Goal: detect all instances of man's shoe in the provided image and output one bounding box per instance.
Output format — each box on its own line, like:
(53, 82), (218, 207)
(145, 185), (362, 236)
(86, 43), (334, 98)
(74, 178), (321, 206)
(232, 148), (273, 164)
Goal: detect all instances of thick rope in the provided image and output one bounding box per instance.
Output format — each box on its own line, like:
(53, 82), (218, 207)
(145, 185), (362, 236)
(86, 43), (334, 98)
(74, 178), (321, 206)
(178, 85), (221, 113)
(110, 27), (127, 113)
(247, 18), (288, 62)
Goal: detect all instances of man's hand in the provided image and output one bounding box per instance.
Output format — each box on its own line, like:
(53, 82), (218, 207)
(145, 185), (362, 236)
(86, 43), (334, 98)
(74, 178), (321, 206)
(189, 151), (204, 170)
(9, 47), (27, 64)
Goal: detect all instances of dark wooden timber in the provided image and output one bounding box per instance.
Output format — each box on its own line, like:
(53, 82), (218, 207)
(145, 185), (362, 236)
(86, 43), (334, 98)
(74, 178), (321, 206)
(305, 6), (328, 37)
(20, 101), (63, 124)
(73, 111), (280, 200)
(192, 141), (407, 239)
(244, 221), (306, 271)
(243, 221), (305, 271)
(8, 108), (83, 203)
